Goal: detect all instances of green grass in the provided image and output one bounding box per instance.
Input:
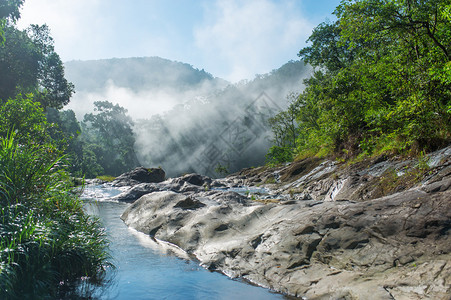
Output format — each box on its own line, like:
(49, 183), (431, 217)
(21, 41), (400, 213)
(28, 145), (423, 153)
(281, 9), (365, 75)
(96, 175), (116, 182)
(0, 131), (113, 299)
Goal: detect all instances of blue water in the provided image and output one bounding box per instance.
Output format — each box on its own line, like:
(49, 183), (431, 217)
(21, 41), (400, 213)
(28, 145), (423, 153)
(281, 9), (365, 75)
(82, 185), (289, 300)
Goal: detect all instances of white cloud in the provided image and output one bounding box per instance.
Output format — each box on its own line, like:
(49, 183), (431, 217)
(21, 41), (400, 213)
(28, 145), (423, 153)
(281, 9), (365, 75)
(16, 0), (197, 63)
(17, 0), (112, 61)
(194, 0), (313, 82)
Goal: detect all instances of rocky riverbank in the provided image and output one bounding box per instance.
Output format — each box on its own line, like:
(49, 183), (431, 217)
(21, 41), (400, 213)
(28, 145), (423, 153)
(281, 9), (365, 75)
(115, 147), (450, 299)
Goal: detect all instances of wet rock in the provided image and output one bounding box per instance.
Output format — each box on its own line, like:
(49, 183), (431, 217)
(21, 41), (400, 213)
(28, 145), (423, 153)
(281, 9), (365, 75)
(111, 183), (159, 202)
(112, 167), (165, 187)
(179, 173), (212, 186)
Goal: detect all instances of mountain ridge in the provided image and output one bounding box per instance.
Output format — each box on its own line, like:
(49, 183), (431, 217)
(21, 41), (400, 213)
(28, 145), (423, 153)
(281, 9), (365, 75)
(64, 56), (229, 93)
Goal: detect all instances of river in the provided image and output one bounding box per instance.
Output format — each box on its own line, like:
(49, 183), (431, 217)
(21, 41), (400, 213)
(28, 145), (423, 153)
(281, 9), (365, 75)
(81, 184), (289, 299)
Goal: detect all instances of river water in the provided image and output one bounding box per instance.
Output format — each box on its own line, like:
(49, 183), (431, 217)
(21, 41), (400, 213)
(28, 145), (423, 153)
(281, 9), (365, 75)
(81, 184), (288, 299)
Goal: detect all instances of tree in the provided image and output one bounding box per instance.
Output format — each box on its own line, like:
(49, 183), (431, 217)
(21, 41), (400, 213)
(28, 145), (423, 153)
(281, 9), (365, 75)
(0, 0), (24, 43)
(0, 24), (74, 109)
(296, 20), (369, 155)
(298, 21), (357, 73)
(336, 0), (451, 152)
(0, 4), (112, 298)
(83, 101), (139, 175)
(268, 0), (451, 162)
(28, 24), (74, 109)
(0, 26), (40, 99)
(266, 94), (301, 164)
(337, 0), (451, 61)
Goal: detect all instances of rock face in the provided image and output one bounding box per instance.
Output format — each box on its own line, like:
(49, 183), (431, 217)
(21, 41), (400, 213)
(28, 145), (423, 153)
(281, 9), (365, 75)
(120, 147), (451, 299)
(179, 173), (211, 186)
(112, 167), (165, 187)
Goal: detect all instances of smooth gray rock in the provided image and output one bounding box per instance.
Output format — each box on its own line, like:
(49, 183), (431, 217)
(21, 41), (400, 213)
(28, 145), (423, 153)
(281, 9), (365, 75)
(122, 182), (450, 299)
(111, 183), (159, 202)
(120, 146), (451, 299)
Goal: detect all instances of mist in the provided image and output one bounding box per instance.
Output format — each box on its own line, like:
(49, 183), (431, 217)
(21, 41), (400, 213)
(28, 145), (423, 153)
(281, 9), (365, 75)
(67, 79), (226, 120)
(65, 57), (311, 177)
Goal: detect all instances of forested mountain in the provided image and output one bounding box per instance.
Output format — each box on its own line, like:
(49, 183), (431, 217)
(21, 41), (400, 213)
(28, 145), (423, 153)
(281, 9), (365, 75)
(65, 56), (227, 93)
(65, 57), (311, 177)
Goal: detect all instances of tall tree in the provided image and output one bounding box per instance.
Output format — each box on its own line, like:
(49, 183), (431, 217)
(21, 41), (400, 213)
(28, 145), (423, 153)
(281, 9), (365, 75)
(0, 24), (74, 109)
(0, 0), (24, 43)
(336, 0), (451, 151)
(266, 94), (301, 163)
(28, 24), (74, 109)
(269, 0), (451, 162)
(83, 101), (139, 175)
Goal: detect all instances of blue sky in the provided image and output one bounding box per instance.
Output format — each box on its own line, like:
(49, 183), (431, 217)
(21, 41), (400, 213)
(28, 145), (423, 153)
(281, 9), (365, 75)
(17, 0), (339, 82)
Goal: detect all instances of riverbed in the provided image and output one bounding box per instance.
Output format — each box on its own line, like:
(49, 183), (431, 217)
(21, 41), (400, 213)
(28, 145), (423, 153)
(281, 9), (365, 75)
(81, 184), (289, 299)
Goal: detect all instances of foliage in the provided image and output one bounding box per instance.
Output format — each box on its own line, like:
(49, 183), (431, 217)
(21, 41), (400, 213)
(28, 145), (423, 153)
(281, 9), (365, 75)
(0, 130), (112, 299)
(337, 0), (451, 152)
(265, 145), (292, 165)
(96, 175), (116, 182)
(214, 163), (229, 176)
(0, 24), (74, 109)
(0, 5), (112, 179)
(43, 100), (140, 179)
(0, 0), (24, 43)
(45, 107), (89, 176)
(28, 25), (75, 109)
(0, 94), (54, 145)
(0, 0), (24, 21)
(0, 7), (112, 297)
(269, 0), (451, 162)
(0, 26), (40, 99)
(82, 101), (139, 176)
(0, 94), (90, 174)
(266, 93), (301, 164)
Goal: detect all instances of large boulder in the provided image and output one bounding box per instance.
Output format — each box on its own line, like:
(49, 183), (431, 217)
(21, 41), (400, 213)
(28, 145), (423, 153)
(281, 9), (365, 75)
(112, 167), (165, 187)
(178, 173), (212, 186)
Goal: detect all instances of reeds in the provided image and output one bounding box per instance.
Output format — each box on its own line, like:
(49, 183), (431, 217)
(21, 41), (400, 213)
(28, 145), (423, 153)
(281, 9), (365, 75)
(0, 131), (113, 299)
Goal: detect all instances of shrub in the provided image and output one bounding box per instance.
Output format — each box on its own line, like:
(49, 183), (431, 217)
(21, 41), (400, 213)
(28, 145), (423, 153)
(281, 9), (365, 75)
(266, 145), (293, 165)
